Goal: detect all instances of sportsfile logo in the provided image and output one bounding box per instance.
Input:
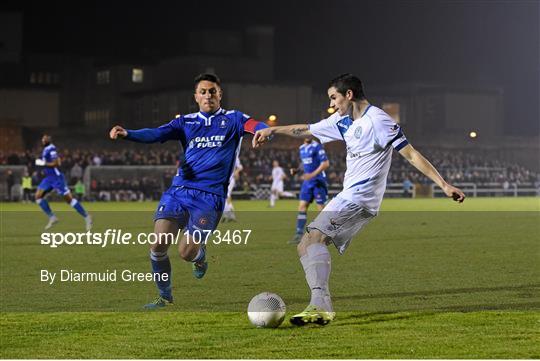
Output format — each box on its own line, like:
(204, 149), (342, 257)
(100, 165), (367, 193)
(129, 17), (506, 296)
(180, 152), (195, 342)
(40, 229), (252, 248)
(188, 135), (226, 149)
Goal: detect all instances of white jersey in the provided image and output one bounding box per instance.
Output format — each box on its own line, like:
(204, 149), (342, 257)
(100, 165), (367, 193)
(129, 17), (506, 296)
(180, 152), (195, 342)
(271, 166), (285, 192)
(309, 105), (408, 213)
(272, 166), (285, 182)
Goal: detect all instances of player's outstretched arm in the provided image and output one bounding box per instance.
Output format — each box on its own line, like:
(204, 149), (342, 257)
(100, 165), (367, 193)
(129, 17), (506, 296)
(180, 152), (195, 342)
(109, 122), (179, 144)
(252, 125), (311, 148)
(398, 144), (465, 203)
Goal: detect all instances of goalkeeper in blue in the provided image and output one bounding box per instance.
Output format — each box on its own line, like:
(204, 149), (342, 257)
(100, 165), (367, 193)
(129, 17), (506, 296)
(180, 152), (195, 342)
(109, 73), (269, 309)
(35, 134), (92, 231)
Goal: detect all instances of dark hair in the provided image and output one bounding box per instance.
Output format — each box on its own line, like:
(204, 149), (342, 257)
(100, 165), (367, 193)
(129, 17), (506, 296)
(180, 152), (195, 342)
(328, 73), (365, 100)
(194, 73), (221, 88)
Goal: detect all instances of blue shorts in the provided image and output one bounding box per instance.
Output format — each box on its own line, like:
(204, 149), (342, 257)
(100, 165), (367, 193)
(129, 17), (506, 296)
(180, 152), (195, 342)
(154, 186), (225, 234)
(299, 181), (327, 205)
(38, 175), (70, 196)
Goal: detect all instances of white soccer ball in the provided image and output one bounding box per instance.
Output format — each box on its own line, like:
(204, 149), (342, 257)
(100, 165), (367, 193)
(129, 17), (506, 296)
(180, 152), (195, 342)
(247, 292), (286, 328)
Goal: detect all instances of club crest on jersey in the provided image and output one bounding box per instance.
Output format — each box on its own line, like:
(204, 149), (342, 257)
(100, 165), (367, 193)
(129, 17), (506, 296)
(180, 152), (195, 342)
(219, 118), (227, 128)
(354, 126), (363, 138)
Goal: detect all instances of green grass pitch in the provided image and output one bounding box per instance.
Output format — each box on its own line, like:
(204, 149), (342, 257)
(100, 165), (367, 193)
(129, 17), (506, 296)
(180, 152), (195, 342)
(1, 197), (539, 358)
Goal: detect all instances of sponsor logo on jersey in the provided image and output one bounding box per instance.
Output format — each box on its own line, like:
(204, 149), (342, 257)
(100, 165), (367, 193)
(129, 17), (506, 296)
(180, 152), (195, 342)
(346, 147), (367, 159)
(188, 135), (226, 149)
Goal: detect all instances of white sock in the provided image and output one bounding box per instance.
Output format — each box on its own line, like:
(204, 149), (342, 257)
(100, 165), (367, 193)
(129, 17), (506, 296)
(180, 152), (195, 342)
(224, 202), (231, 212)
(281, 191), (294, 197)
(270, 194), (275, 207)
(301, 243), (332, 311)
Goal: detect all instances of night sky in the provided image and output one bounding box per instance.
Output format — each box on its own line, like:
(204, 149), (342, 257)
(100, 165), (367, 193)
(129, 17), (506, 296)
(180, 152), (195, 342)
(6, 0), (540, 135)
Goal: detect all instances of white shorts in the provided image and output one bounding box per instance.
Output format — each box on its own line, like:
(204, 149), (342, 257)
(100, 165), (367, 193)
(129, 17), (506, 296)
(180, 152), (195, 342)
(227, 178), (236, 199)
(271, 181), (284, 193)
(306, 195), (375, 254)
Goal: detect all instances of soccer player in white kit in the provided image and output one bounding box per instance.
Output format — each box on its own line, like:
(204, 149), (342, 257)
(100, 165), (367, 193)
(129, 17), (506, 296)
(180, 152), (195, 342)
(253, 73), (465, 326)
(222, 157), (243, 222)
(269, 160), (293, 207)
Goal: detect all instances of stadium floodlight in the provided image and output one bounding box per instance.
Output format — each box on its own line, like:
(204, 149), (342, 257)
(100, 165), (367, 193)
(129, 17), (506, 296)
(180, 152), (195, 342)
(268, 115), (277, 122)
(469, 131), (478, 139)
(327, 107), (336, 114)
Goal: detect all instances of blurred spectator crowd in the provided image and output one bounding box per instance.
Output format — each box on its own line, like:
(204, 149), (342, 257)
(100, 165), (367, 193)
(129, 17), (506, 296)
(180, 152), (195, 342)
(1, 144), (538, 202)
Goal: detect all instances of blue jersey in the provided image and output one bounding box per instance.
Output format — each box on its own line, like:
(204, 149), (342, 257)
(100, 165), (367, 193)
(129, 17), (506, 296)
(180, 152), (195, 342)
(299, 141), (327, 184)
(126, 108), (267, 198)
(41, 144), (62, 177)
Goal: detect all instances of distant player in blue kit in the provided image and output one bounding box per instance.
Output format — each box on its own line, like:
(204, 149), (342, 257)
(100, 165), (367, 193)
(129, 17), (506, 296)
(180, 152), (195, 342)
(35, 134), (92, 231)
(289, 138), (329, 245)
(109, 73), (269, 309)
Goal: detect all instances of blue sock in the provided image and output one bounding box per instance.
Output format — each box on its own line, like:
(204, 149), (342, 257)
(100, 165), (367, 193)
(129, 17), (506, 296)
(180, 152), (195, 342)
(70, 199), (88, 217)
(192, 245), (206, 263)
(296, 211), (307, 234)
(150, 251), (172, 300)
(37, 198), (54, 217)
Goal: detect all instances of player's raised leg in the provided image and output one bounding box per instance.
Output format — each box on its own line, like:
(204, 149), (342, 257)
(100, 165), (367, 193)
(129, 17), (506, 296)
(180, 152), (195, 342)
(179, 232), (208, 279)
(63, 192), (92, 231)
(178, 187), (224, 280)
(35, 187), (58, 230)
(144, 218), (177, 309)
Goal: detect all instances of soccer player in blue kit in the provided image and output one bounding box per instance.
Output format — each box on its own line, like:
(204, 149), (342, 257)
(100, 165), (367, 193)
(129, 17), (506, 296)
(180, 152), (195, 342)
(109, 73), (269, 309)
(35, 134), (92, 231)
(289, 138), (329, 245)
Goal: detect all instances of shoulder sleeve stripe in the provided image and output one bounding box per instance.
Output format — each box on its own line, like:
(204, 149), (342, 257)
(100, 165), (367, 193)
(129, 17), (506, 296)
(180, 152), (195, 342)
(394, 139), (409, 151)
(385, 128), (404, 148)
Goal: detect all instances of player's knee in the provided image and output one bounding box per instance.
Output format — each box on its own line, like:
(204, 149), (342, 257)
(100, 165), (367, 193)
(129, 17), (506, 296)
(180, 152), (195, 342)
(298, 230), (326, 254)
(178, 244), (197, 261)
(150, 240), (168, 253)
(307, 230), (326, 244)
